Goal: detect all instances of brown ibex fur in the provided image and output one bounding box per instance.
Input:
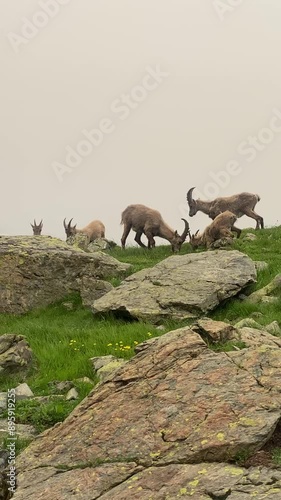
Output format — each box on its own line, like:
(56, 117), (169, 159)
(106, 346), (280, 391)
(187, 188), (264, 235)
(31, 219), (43, 235)
(63, 218), (105, 242)
(121, 204), (190, 252)
(189, 211), (238, 249)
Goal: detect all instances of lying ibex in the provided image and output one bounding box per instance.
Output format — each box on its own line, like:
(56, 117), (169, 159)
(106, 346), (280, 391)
(31, 219), (43, 235)
(63, 218), (105, 242)
(187, 188), (264, 235)
(121, 204), (190, 252)
(189, 211), (237, 249)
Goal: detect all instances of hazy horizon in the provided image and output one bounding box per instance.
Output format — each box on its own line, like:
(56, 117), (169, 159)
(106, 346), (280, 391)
(1, 0), (280, 245)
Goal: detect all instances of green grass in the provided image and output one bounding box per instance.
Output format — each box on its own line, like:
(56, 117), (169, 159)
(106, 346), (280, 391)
(0, 226), (281, 435)
(0, 295), (162, 393)
(272, 447), (281, 466)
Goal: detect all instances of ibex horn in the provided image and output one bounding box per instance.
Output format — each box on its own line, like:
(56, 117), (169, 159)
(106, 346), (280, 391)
(180, 218), (190, 241)
(186, 187), (196, 205)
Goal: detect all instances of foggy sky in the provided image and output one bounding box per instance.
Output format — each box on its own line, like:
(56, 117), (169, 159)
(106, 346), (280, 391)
(1, 0), (280, 245)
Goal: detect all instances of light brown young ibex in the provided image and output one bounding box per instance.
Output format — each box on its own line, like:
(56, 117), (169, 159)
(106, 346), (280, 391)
(189, 211), (238, 250)
(31, 219), (43, 235)
(187, 188), (264, 235)
(63, 218), (105, 242)
(121, 204), (190, 252)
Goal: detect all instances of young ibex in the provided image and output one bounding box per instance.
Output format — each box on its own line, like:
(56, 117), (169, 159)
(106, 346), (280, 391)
(189, 211), (238, 250)
(121, 204), (190, 252)
(187, 188), (264, 235)
(63, 218), (105, 242)
(31, 219), (43, 235)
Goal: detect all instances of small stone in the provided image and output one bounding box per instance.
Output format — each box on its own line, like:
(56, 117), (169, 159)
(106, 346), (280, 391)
(62, 302), (74, 311)
(234, 318), (262, 330)
(75, 377), (95, 385)
(0, 393), (7, 411)
(91, 355), (117, 371)
(15, 383), (34, 400)
(265, 321), (281, 336)
(48, 381), (74, 393)
(243, 233), (257, 241)
(65, 388), (79, 401)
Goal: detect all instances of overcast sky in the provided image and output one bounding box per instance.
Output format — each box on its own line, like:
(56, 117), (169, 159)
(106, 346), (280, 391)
(1, 0), (280, 245)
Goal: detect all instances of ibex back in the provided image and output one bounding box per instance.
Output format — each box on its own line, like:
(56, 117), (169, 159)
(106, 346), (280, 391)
(121, 204), (189, 252)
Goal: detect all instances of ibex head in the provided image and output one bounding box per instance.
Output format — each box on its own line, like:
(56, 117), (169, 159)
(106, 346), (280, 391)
(63, 218), (77, 239)
(31, 219), (43, 235)
(189, 230), (201, 250)
(186, 187), (198, 217)
(170, 218), (190, 253)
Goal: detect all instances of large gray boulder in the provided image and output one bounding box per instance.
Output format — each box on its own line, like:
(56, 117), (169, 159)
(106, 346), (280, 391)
(0, 236), (131, 314)
(92, 250), (256, 322)
(9, 324), (281, 499)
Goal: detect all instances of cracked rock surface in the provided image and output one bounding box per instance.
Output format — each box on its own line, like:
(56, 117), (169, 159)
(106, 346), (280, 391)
(92, 250), (256, 322)
(0, 236), (130, 314)
(11, 325), (281, 499)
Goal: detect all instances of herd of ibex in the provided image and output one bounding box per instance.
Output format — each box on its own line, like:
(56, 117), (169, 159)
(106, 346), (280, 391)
(31, 188), (264, 252)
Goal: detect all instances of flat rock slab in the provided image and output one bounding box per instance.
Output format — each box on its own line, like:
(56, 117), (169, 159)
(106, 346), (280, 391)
(92, 250), (256, 322)
(12, 327), (281, 497)
(0, 236), (130, 314)
(11, 462), (281, 499)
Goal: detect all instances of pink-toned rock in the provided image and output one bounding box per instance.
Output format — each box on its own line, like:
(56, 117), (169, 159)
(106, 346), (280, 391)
(9, 325), (281, 498)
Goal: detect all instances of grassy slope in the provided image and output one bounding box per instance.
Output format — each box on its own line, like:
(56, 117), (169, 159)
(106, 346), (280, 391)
(0, 226), (281, 440)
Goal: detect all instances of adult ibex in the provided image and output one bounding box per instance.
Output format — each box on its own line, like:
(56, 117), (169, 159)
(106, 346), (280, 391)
(187, 188), (264, 235)
(189, 211), (238, 249)
(121, 204), (190, 252)
(63, 218), (105, 242)
(31, 219), (43, 235)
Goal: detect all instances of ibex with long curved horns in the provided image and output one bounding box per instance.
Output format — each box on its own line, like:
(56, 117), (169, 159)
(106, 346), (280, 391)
(121, 204), (190, 252)
(63, 218), (105, 242)
(187, 188), (264, 236)
(31, 219), (43, 235)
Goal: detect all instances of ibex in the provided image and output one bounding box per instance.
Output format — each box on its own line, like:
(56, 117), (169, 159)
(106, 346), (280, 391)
(121, 204), (190, 252)
(189, 211), (238, 250)
(63, 218), (105, 242)
(31, 219), (43, 235)
(187, 188), (264, 236)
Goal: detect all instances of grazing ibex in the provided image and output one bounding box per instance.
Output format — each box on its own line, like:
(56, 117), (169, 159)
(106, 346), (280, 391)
(63, 218), (105, 242)
(31, 219), (43, 235)
(121, 204), (190, 252)
(187, 188), (264, 235)
(189, 211), (238, 250)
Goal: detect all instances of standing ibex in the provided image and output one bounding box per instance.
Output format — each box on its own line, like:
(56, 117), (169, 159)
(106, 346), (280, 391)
(31, 219), (43, 235)
(189, 211), (238, 249)
(121, 204), (190, 252)
(187, 188), (264, 235)
(63, 218), (105, 242)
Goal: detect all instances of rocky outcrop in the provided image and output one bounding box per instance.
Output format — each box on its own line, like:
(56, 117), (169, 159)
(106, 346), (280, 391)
(245, 273), (281, 304)
(11, 462), (281, 499)
(0, 335), (32, 375)
(66, 234), (117, 252)
(92, 250), (256, 322)
(10, 324), (281, 498)
(0, 236), (130, 314)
